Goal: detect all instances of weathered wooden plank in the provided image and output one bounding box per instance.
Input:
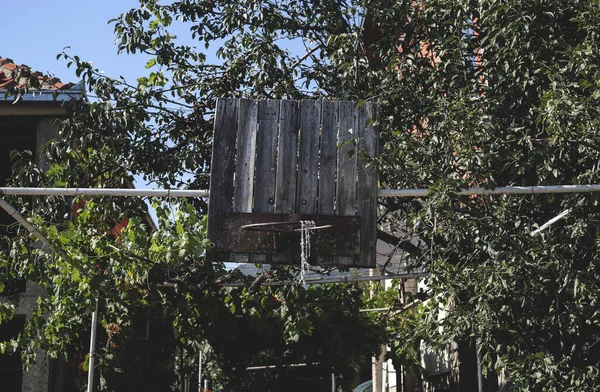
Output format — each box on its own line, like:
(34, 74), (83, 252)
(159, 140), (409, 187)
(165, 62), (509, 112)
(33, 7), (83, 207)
(318, 101), (338, 215)
(250, 99), (281, 263)
(272, 100), (300, 265)
(207, 98), (239, 262)
(234, 99), (258, 212)
(274, 100), (299, 214)
(254, 100), (280, 213)
(356, 103), (379, 268)
(293, 100), (320, 268)
(231, 99), (258, 263)
(296, 100), (321, 214)
(335, 101), (359, 266)
(316, 101), (339, 265)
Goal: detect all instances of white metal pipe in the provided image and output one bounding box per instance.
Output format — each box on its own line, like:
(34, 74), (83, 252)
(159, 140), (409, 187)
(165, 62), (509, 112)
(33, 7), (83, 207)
(0, 187), (209, 198)
(246, 363), (317, 371)
(332, 372), (335, 392)
(476, 345), (484, 392)
(154, 272), (429, 290)
(377, 184), (600, 198)
(218, 272), (429, 287)
(155, 272), (429, 289)
(2, 184), (600, 199)
(87, 299), (99, 392)
(0, 198), (56, 252)
(360, 307), (393, 313)
(530, 209), (572, 236)
(198, 351), (202, 392)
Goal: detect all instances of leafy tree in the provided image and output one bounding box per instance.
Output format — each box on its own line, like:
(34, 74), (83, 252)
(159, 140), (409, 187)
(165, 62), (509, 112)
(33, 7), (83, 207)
(3, 0), (600, 391)
(2, 3), (388, 390)
(378, 1), (600, 390)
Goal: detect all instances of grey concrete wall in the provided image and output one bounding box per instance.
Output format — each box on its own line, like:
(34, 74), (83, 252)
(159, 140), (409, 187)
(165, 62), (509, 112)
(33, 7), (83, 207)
(17, 116), (60, 392)
(35, 117), (58, 172)
(18, 283), (50, 392)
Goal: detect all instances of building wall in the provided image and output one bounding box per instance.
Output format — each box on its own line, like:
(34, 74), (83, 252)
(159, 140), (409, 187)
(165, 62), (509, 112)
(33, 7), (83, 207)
(21, 116), (59, 392)
(0, 114), (59, 392)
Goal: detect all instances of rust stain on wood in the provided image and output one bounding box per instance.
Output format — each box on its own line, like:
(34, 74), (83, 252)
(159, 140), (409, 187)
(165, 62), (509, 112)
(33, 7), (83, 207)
(216, 212), (360, 258)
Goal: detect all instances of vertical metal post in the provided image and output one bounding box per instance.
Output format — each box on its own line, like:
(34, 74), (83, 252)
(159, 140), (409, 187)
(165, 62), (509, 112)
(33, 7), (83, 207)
(87, 298), (99, 392)
(476, 345), (483, 392)
(331, 372), (335, 392)
(400, 365), (404, 392)
(370, 268), (383, 392)
(180, 344), (185, 392)
(399, 279), (406, 392)
(198, 351), (202, 392)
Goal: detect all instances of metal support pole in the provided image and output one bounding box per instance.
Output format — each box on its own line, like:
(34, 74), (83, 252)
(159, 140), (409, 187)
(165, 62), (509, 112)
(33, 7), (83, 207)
(0, 187), (209, 198)
(530, 208), (572, 236)
(219, 272), (429, 287)
(476, 345), (483, 392)
(377, 184), (600, 198)
(198, 351), (202, 392)
(2, 184), (600, 199)
(0, 198), (63, 256)
(87, 298), (99, 392)
(331, 372), (335, 392)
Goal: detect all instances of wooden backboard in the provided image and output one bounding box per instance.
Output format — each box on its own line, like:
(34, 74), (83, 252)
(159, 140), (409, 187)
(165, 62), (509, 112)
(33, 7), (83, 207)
(207, 98), (378, 268)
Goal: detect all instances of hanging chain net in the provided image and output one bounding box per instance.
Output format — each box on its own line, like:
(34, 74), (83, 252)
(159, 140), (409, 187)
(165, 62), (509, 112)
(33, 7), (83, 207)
(299, 220), (316, 284)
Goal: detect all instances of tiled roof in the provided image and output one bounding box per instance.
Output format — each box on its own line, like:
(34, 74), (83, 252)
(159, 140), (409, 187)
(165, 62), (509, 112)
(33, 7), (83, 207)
(0, 57), (74, 91)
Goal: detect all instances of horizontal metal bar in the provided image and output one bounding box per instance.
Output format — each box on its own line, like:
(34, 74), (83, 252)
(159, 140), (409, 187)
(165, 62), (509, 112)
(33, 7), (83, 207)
(2, 185), (600, 199)
(218, 272), (429, 287)
(246, 363), (317, 371)
(361, 300), (421, 314)
(0, 187), (209, 198)
(359, 307), (391, 313)
(377, 185), (600, 198)
(155, 272), (429, 289)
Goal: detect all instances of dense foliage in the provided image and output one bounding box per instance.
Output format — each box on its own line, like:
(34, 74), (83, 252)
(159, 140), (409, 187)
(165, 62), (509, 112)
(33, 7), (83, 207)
(2, 0), (600, 391)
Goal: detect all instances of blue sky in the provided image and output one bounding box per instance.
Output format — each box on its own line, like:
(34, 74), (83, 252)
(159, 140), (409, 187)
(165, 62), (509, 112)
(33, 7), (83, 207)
(4, 0), (157, 85)
(4, 0), (306, 87)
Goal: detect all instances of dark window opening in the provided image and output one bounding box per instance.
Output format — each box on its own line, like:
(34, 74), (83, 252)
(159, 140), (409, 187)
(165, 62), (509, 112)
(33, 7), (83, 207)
(0, 116), (38, 230)
(0, 279), (26, 296)
(0, 116), (37, 296)
(0, 315), (26, 392)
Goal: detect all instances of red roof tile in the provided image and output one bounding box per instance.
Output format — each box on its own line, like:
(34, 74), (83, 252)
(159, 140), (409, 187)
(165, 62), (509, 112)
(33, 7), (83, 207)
(0, 57), (74, 91)
(2, 62), (17, 71)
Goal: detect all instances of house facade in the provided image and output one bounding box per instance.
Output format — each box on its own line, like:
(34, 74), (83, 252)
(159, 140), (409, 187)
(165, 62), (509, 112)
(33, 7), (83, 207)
(0, 57), (84, 392)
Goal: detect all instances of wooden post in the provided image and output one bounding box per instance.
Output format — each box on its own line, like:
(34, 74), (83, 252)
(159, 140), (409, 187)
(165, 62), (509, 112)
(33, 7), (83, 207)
(207, 98), (239, 262)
